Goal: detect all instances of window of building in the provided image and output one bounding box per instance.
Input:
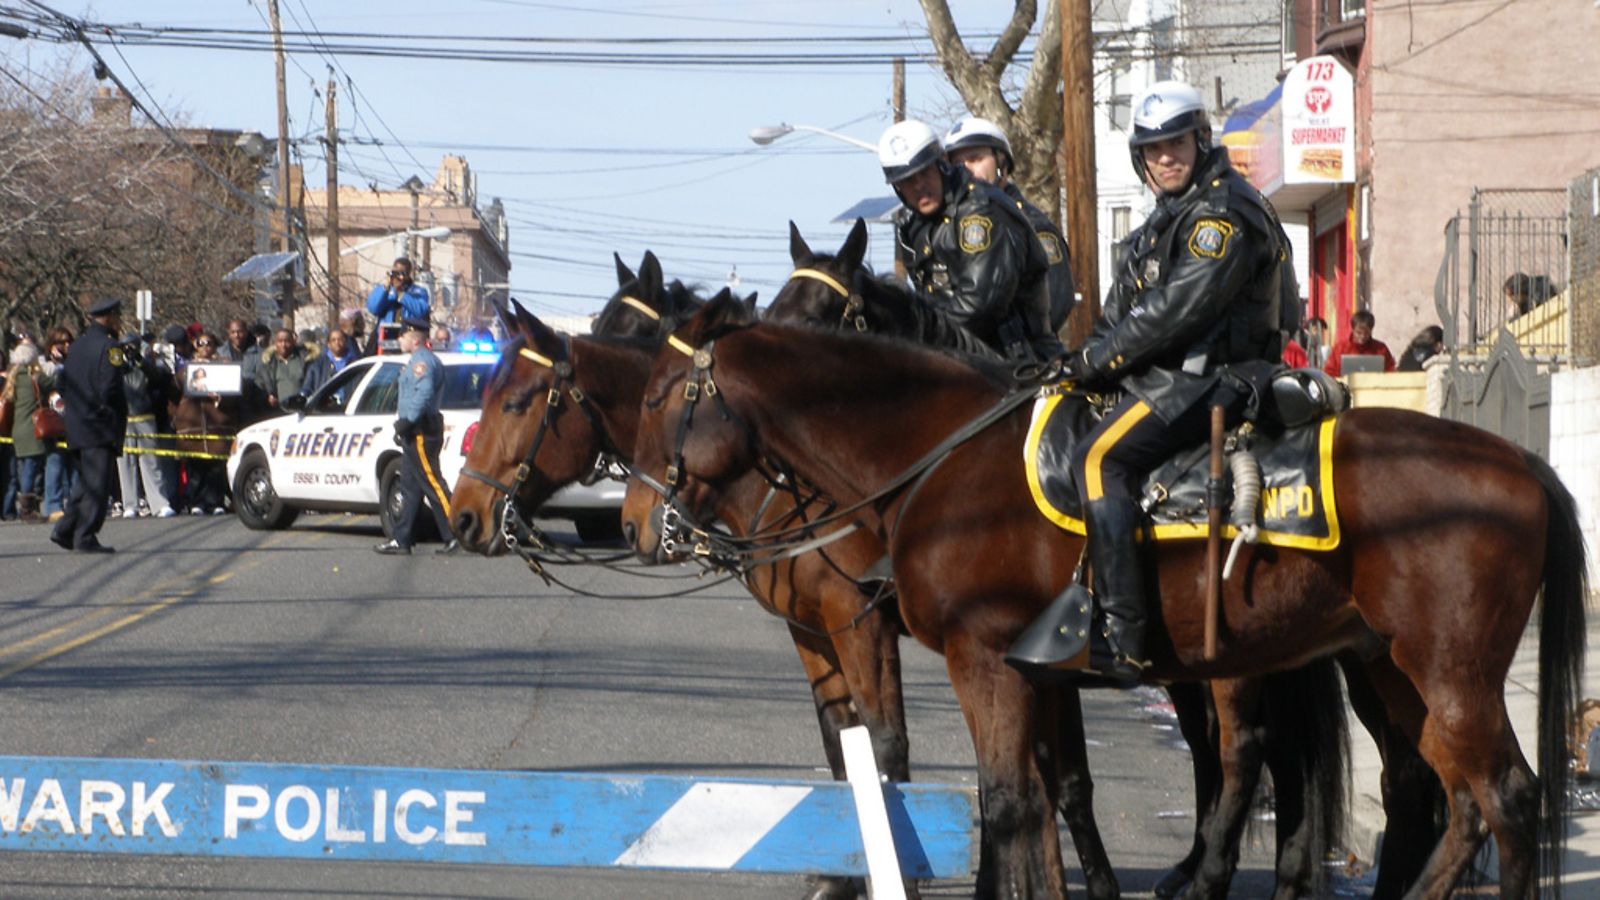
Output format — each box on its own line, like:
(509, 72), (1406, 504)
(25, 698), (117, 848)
(1281, 0), (1298, 64)
(1112, 207), (1132, 241)
(1340, 0), (1366, 21)
(1108, 53), (1134, 131)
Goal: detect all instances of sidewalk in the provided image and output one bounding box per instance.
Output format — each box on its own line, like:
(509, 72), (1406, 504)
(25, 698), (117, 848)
(1344, 613), (1600, 890)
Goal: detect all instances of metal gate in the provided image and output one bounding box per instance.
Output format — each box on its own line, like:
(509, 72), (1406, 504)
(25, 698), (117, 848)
(1434, 188), (1570, 457)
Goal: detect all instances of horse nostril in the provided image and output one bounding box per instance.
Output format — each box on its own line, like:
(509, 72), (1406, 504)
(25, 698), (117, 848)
(622, 520), (638, 548)
(456, 511), (479, 544)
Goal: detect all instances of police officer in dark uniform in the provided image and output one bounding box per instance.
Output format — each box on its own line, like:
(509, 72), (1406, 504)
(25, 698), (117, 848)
(1009, 81), (1296, 682)
(878, 119), (1060, 362)
(375, 317), (458, 556)
(51, 297), (129, 554)
(943, 116), (1077, 335)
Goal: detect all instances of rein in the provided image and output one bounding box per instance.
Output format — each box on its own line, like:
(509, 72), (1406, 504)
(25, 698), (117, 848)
(459, 337), (627, 582)
(634, 334), (1039, 573)
(788, 267), (867, 332)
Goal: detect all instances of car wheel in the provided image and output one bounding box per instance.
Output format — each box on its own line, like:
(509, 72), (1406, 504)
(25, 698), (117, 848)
(233, 451), (298, 530)
(379, 456), (439, 542)
(573, 511), (624, 543)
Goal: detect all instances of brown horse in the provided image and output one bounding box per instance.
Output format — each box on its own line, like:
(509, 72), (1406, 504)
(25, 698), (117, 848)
(771, 220), (1447, 899)
(621, 294), (1587, 900)
(447, 259), (1118, 900)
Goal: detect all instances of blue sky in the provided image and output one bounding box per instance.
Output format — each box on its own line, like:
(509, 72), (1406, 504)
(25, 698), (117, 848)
(7, 1), (1034, 318)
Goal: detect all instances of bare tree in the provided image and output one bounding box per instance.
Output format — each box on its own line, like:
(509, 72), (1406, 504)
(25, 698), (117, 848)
(0, 63), (259, 342)
(918, 0), (1064, 223)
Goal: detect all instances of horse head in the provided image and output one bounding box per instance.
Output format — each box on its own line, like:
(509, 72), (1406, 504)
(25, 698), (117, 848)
(767, 218), (924, 340)
(621, 289), (759, 561)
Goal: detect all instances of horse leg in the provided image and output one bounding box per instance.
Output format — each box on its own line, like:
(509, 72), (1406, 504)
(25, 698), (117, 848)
(787, 625), (869, 900)
(946, 639), (1069, 899)
(1050, 685), (1121, 900)
(1353, 655), (1502, 900)
(1183, 677), (1266, 900)
(1150, 681), (1219, 898)
(1337, 653), (1445, 899)
(1257, 659), (1350, 900)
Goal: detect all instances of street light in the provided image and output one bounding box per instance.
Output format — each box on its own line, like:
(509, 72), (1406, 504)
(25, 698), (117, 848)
(748, 123), (877, 153)
(339, 225), (452, 257)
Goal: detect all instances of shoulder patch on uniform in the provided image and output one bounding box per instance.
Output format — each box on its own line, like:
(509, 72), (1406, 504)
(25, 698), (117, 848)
(958, 214), (993, 254)
(107, 346), (124, 368)
(1188, 218), (1235, 259)
(1037, 231), (1064, 266)
(411, 361), (428, 379)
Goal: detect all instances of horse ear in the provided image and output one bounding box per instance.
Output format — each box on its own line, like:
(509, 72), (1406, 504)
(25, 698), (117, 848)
(521, 310), (563, 355)
(839, 218), (869, 272)
(491, 295), (516, 335)
(614, 252), (636, 288)
(680, 290), (754, 344)
(741, 291), (759, 313)
(639, 250), (663, 301)
(788, 220), (812, 265)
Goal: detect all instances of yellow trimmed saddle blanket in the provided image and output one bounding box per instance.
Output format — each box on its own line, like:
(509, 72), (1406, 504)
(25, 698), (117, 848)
(1023, 392), (1341, 551)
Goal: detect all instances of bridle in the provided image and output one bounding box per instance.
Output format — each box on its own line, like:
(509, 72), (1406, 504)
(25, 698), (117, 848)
(788, 267), (867, 332)
(630, 332), (1041, 575)
(460, 334), (621, 579)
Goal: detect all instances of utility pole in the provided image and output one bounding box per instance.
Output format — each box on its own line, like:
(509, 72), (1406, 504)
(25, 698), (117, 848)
(1060, 0), (1100, 345)
(892, 57), (905, 123)
(324, 75), (340, 328)
(268, 0), (295, 329)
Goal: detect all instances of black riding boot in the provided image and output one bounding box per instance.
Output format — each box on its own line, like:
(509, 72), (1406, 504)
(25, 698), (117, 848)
(1084, 497), (1150, 684)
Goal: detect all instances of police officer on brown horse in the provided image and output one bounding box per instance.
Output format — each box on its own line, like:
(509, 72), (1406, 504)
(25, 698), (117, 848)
(879, 119), (1060, 362)
(1008, 81), (1295, 683)
(943, 116), (1077, 336)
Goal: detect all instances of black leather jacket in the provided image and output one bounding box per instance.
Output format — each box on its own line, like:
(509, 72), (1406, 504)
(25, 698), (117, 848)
(1003, 183), (1076, 335)
(1083, 147), (1294, 421)
(895, 164), (1056, 362)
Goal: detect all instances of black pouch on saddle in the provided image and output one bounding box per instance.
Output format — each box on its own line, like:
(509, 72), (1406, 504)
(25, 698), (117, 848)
(1266, 368), (1349, 428)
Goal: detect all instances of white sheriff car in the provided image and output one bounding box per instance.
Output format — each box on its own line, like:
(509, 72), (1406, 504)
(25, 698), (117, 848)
(226, 350), (624, 540)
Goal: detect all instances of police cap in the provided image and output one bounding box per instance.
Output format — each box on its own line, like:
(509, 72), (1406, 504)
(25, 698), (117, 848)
(401, 316), (431, 333)
(88, 297), (122, 317)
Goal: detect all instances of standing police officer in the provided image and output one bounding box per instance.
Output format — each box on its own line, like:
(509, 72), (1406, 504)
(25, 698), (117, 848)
(879, 119), (1058, 362)
(1009, 81), (1295, 682)
(943, 116), (1077, 335)
(375, 317), (458, 556)
(50, 297), (129, 554)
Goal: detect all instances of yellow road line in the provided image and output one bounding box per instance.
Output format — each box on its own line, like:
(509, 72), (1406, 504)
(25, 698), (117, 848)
(0, 528), (305, 680)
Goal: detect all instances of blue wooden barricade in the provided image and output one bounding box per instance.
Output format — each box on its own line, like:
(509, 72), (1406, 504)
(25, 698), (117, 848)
(0, 756), (976, 877)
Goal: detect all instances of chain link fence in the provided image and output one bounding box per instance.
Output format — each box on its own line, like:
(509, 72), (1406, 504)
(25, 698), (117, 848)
(1571, 168), (1600, 368)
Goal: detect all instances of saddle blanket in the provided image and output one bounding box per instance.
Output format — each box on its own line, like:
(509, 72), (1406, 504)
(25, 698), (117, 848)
(1022, 392), (1341, 551)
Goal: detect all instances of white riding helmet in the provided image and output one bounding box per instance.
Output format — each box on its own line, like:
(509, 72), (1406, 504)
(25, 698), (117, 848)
(878, 119), (944, 184)
(943, 116), (1013, 173)
(1128, 81), (1211, 180)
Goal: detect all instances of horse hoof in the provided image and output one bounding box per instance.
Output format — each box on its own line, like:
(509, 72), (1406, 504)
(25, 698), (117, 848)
(1153, 866), (1192, 898)
(799, 876), (863, 900)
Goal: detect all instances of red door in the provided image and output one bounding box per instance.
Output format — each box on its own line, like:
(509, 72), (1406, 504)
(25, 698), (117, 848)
(1312, 223), (1350, 342)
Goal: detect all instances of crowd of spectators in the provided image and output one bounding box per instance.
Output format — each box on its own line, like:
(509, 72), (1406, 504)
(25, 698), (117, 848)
(0, 303), (473, 526)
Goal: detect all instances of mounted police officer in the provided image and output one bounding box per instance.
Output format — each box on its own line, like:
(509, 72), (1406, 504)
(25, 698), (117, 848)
(943, 116), (1077, 335)
(1008, 81), (1295, 683)
(880, 119), (1059, 362)
(50, 297), (130, 554)
(375, 317), (459, 556)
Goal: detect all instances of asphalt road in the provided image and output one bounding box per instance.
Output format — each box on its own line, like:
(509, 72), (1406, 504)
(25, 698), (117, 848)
(0, 512), (1357, 898)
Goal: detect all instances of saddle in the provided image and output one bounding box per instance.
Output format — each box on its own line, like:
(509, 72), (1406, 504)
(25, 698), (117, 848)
(1024, 369), (1348, 551)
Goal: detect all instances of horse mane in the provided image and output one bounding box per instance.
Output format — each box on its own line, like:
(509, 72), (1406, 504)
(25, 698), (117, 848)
(753, 318), (1016, 394)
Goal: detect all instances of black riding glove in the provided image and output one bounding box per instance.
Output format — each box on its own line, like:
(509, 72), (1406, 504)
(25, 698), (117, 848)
(394, 418), (415, 444)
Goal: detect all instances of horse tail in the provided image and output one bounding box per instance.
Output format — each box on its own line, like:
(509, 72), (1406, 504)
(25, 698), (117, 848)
(1260, 656), (1349, 891)
(1529, 450), (1588, 896)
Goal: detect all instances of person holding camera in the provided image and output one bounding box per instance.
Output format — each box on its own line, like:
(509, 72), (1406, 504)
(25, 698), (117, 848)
(116, 333), (177, 518)
(374, 317), (457, 556)
(365, 257), (430, 355)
